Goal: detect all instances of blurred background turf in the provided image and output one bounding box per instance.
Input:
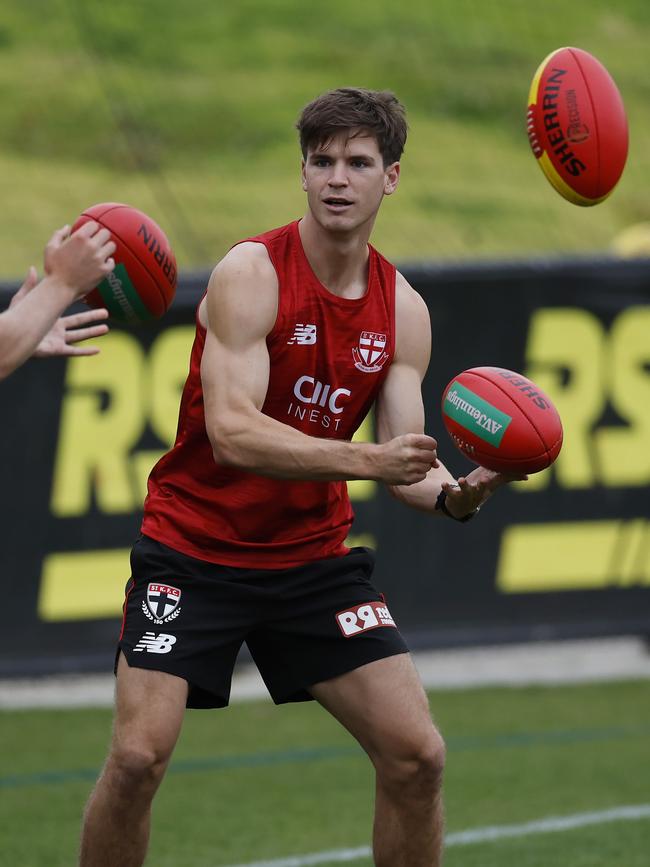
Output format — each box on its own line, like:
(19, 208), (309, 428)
(1, 0), (649, 277)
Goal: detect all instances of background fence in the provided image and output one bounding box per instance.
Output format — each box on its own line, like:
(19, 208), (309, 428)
(2, 254), (649, 676)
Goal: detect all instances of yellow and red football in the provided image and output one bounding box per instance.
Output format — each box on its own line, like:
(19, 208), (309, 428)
(526, 47), (628, 206)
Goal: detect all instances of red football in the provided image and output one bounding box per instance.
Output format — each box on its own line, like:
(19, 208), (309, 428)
(526, 46), (628, 206)
(72, 203), (177, 324)
(441, 367), (563, 474)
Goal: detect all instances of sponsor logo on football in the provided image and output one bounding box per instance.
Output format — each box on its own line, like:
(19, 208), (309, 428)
(565, 88), (590, 144)
(352, 331), (389, 373)
(287, 323), (317, 345)
(566, 123), (590, 144)
(444, 382), (512, 447)
(133, 632), (177, 654)
(336, 601), (396, 637)
(104, 267), (137, 322)
(446, 390), (504, 435)
(142, 583), (182, 625)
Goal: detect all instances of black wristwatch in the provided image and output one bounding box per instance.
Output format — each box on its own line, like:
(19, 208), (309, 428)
(434, 489), (480, 523)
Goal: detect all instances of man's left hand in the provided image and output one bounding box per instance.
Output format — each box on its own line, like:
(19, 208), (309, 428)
(32, 307), (110, 358)
(441, 466), (528, 519)
(10, 266), (110, 358)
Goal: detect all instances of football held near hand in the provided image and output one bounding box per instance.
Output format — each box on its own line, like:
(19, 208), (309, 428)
(442, 366), (563, 475)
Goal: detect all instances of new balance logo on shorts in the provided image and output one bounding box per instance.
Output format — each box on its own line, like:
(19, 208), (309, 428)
(133, 632), (177, 654)
(336, 601), (396, 637)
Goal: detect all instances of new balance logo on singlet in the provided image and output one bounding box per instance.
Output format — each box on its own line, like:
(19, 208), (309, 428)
(287, 324), (317, 345)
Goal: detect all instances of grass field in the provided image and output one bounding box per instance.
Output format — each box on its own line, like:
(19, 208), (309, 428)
(2, 679), (649, 866)
(1, 0), (650, 276)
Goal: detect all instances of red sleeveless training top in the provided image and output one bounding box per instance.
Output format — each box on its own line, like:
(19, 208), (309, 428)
(141, 220), (396, 568)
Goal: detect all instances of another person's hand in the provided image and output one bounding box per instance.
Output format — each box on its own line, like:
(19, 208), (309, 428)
(9, 265), (39, 307)
(43, 222), (116, 299)
(441, 466), (528, 517)
(32, 307), (109, 358)
(10, 265), (110, 358)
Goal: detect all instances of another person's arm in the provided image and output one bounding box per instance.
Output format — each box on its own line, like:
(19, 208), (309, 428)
(376, 273), (525, 519)
(0, 222), (115, 380)
(200, 243), (437, 486)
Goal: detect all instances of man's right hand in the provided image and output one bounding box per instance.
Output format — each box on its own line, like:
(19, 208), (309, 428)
(43, 222), (116, 299)
(377, 433), (439, 485)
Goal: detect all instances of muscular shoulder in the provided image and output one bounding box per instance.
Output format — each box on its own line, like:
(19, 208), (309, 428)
(213, 241), (278, 285)
(395, 270), (429, 322)
(393, 271), (431, 371)
(201, 242), (278, 336)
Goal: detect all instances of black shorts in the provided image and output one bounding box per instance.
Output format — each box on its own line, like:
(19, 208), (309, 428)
(117, 534), (409, 709)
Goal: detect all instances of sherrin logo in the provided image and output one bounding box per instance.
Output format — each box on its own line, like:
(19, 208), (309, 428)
(496, 369), (550, 409)
(540, 67), (587, 178)
(137, 223), (176, 286)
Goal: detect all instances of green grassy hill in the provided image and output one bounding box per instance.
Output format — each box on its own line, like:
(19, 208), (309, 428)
(1, 0), (649, 276)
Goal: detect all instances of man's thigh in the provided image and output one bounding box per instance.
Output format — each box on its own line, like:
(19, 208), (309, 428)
(309, 653), (438, 759)
(246, 547), (408, 705)
(118, 535), (254, 708)
(111, 652), (188, 758)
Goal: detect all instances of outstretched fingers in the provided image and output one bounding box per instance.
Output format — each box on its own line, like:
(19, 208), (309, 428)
(60, 308), (110, 347)
(65, 323), (110, 345)
(61, 308), (109, 330)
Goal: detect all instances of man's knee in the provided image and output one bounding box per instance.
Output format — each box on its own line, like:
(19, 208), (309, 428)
(375, 727), (446, 796)
(105, 742), (171, 794)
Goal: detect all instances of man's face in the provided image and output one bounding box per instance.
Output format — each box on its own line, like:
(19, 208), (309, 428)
(301, 130), (400, 233)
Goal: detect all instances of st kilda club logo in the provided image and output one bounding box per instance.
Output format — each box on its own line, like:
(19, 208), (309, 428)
(352, 331), (389, 373)
(142, 583), (182, 625)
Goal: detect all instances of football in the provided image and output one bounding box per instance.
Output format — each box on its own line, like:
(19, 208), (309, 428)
(526, 46), (628, 206)
(441, 367), (563, 474)
(72, 203), (177, 324)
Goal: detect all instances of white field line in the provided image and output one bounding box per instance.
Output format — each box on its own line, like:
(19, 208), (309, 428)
(223, 803), (650, 867)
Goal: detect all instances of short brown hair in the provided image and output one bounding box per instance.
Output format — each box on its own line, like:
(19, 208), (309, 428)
(296, 87), (408, 166)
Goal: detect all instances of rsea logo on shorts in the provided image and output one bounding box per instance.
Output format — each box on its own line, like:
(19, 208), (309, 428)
(336, 601), (396, 637)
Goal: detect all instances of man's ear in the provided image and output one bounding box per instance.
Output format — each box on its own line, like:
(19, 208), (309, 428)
(301, 160), (307, 191)
(384, 162), (400, 196)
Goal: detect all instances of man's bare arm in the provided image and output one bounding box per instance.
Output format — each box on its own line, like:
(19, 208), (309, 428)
(376, 275), (458, 512)
(200, 244), (437, 485)
(0, 223), (115, 380)
(377, 273), (524, 517)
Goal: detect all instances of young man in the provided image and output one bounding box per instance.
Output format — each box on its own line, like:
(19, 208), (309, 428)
(80, 88), (523, 867)
(0, 222), (116, 379)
